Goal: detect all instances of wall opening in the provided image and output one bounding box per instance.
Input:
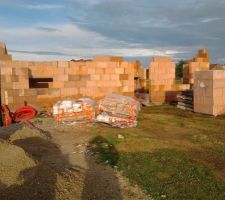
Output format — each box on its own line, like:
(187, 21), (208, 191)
(29, 78), (53, 88)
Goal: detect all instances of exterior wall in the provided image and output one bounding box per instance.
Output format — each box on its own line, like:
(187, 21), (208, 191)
(149, 56), (190, 103)
(183, 49), (210, 84)
(194, 70), (225, 116)
(0, 57), (146, 111)
(0, 62), (36, 111)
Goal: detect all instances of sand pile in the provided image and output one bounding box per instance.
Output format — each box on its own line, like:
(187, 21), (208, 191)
(9, 127), (45, 142)
(0, 139), (36, 187)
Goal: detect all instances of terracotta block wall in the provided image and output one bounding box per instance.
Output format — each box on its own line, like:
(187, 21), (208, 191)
(0, 63), (37, 111)
(183, 49), (210, 84)
(0, 42), (12, 61)
(0, 56), (146, 111)
(194, 70), (225, 116)
(149, 56), (190, 103)
(133, 61), (147, 91)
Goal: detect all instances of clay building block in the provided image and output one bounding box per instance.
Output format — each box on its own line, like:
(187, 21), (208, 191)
(93, 56), (124, 62)
(0, 54), (12, 61)
(194, 70), (225, 116)
(149, 56), (176, 103)
(183, 49), (210, 84)
(0, 42), (12, 61)
(0, 42), (7, 54)
(149, 56), (190, 103)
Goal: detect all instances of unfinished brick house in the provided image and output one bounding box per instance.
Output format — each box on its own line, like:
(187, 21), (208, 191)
(0, 43), (146, 111)
(149, 56), (190, 103)
(183, 49), (210, 84)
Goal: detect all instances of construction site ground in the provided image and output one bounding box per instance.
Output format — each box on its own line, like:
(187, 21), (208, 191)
(0, 104), (225, 200)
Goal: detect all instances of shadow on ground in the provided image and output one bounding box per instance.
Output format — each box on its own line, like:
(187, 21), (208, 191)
(0, 136), (71, 200)
(0, 130), (124, 200)
(0, 123), (23, 139)
(82, 136), (123, 200)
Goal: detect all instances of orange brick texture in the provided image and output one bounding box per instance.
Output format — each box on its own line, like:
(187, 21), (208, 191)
(149, 56), (190, 103)
(194, 70), (225, 116)
(0, 42), (12, 61)
(0, 56), (146, 111)
(183, 49), (210, 84)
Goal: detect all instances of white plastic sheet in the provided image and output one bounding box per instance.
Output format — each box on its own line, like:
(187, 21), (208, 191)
(96, 93), (140, 128)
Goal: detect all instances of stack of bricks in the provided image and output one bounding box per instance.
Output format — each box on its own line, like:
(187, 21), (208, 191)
(183, 49), (210, 84)
(149, 57), (176, 103)
(149, 56), (190, 103)
(0, 42), (12, 61)
(0, 63), (37, 111)
(0, 55), (146, 111)
(194, 70), (225, 116)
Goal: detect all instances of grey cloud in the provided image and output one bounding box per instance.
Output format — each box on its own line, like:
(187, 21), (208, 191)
(0, 0), (65, 9)
(36, 27), (60, 32)
(22, 4), (65, 10)
(68, 0), (225, 62)
(200, 17), (225, 23)
(10, 49), (74, 56)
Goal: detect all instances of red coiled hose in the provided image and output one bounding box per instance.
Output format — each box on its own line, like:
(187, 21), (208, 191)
(13, 106), (37, 122)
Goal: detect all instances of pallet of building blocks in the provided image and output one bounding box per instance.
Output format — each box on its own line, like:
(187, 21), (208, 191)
(149, 56), (176, 103)
(194, 70), (225, 116)
(52, 98), (95, 126)
(96, 93), (140, 128)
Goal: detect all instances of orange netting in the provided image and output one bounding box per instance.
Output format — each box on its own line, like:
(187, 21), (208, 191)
(96, 93), (140, 128)
(52, 99), (95, 126)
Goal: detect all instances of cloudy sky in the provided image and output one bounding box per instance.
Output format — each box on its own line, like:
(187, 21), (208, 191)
(0, 0), (225, 66)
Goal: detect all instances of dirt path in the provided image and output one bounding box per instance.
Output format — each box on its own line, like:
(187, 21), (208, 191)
(44, 119), (151, 200)
(0, 118), (151, 200)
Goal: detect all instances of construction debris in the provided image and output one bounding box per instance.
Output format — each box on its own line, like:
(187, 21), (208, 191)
(52, 98), (95, 126)
(96, 93), (140, 128)
(177, 90), (194, 111)
(118, 134), (125, 139)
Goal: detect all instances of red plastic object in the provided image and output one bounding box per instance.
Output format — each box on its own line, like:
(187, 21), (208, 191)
(13, 106), (37, 122)
(1, 104), (12, 126)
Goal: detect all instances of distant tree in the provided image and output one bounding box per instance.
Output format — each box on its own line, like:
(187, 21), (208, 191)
(176, 60), (187, 80)
(211, 64), (224, 70)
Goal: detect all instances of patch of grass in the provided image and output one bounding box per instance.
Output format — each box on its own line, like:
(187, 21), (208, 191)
(211, 144), (225, 157)
(119, 150), (225, 200)
(150, 117), (186, 127)
(105, 134), (120, 145)
(96, 146), (225, 200)
(88, 105), (225, 199)
(186, 133), (208, 144)
(192, 124), (225, 143)
(88, 136), (119, 166)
